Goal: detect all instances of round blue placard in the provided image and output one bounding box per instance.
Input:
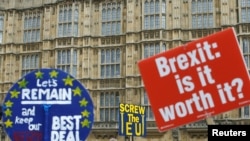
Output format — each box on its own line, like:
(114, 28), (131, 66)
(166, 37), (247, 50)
(2, 68), (94, 141)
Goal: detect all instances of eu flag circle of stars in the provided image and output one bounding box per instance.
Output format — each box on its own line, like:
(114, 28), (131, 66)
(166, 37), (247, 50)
(2, 68), (94, 141)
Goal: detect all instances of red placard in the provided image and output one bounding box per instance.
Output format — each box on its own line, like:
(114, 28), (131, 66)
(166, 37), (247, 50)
(138, 27), (250, 132)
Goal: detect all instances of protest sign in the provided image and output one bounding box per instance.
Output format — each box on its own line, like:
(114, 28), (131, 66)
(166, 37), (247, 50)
(138, 27), (250, 132)
(2, 68), (94, 141)
(119, 103), (146, 137)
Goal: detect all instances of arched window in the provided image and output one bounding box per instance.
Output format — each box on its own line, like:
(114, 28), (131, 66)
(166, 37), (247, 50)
(191, 0), (214, 28)
(23, 14), (41, 43)
(102, 2), (121, 35)
(150, 0), (154, 14)
(116, 7), (121, 20)
(57, 4), (79, 37)
(144, 0), (166, 30)
(22, 54), (40, 76)
(155, 0), (160, 13)
(112, 8), (116, 20)
(101, 48), (121, 78)
(145, 1), (149, 14)
(74, 9), (78, 22)
(102, 9), (107, 21)
(59, 10), (63, 22)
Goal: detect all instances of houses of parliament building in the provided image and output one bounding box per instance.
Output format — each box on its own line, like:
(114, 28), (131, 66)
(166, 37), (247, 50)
(0, 0), (250, 140)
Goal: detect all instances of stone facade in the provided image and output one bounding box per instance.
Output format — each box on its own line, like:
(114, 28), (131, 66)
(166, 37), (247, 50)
(0, 0), (250, 141)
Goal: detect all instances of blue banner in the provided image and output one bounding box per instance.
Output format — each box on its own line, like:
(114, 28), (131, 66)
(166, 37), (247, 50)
(2, 68), (94, 141)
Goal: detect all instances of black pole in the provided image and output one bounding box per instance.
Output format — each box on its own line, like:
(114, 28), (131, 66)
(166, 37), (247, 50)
(132, 136), (134, 141)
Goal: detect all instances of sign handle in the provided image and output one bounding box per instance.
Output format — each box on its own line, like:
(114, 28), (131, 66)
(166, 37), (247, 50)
(205, 117), (215, 125)
(43, 104), (51, 141)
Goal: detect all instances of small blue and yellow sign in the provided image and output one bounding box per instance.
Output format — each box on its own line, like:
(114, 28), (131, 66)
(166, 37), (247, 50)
(119, 103), (146, 137)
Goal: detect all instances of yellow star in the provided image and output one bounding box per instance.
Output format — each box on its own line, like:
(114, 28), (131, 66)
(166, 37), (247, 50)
(18, 79), (28, 88)
(5, 100), (13, 108)
(81, 118), (91, 128)
(35, 71), (44, 79)
(4, 119), (13, 128)
(10, 89), (20, 98)
(50, 70), (59, 78)
(73, 87), (82, 96)
(81, 109), (90, 118)
(79, 98), (88, 107)
(4, 109), (12, 117)
(63, 75), (74, 86)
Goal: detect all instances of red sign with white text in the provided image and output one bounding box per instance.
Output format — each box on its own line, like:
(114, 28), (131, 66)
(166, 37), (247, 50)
(138, 28), (250, 132)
